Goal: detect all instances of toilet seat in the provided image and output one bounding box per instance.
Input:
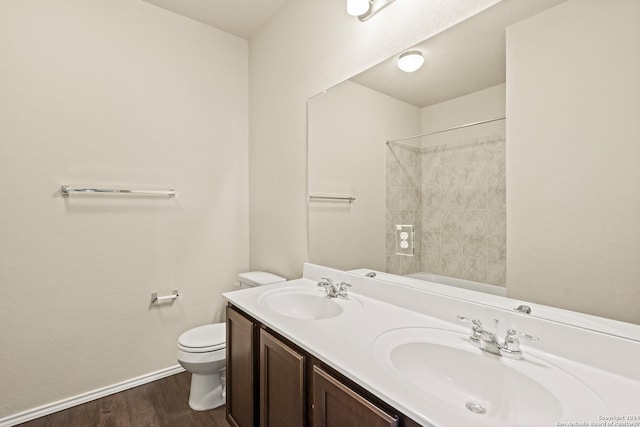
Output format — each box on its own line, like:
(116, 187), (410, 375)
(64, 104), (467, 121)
(178, 323), (226, 353)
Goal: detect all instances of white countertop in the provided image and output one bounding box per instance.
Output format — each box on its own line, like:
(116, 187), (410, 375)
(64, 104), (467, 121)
(224, 264), (640, 427)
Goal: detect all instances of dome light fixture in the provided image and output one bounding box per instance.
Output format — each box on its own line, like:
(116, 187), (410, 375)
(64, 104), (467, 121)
(347, 0), (370, 16)
(347, 0), (397, 21)
(397, 51), (424, 73)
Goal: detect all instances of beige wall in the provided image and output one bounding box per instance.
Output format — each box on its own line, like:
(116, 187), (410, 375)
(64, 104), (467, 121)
(0, 0), (248, 417)
(249, 0), (503, 279)
(308, 81), (419, 271)
(506, 0), (640, 323)
(420, 84), (506, 146)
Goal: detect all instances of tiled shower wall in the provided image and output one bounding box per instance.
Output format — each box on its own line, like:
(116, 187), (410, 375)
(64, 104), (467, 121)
(386, 135), (506, 287)
(386, 144), (422, 274)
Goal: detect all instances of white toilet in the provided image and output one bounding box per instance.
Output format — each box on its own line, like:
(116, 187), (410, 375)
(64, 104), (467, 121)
(176, 271), (286, 411)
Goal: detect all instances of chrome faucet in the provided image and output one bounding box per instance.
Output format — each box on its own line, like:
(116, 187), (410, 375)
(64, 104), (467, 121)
(317, 277), (351, 298)
(457, 316), (539, 359)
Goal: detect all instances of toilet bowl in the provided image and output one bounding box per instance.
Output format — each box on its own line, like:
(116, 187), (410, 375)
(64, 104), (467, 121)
(177, 271), (286, 411)
(177, 323), (226, 410)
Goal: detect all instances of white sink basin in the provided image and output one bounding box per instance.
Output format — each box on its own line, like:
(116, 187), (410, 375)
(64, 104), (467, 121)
(373, 328), (607, 427)
(259, 287), (361, 320)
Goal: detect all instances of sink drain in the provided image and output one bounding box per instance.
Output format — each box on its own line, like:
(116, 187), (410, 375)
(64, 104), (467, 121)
(465, 402), (487, 415)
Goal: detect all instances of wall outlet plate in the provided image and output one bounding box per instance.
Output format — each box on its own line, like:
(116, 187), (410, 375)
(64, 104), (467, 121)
(395, 224), (414, 256)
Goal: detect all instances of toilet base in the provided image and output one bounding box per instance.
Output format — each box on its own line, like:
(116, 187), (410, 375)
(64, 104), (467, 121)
(188, 370), (226, 411)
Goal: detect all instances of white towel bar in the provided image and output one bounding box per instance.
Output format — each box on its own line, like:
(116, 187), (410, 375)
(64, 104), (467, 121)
(61, 185), (176, 198)
(151, 290), (179, 303)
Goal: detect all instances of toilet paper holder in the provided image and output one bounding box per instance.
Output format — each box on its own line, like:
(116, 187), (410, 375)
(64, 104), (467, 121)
(151, 290), (179, 303)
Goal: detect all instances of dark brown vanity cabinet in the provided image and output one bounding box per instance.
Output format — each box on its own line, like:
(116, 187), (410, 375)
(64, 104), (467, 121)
(312, 365), (398, 427)
(226, 306), (256, 427)
(259, 328), (305, 427)
(226, 304), (419, 427)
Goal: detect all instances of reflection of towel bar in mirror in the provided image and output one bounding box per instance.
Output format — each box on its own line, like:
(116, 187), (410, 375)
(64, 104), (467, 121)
(61, 185), (176, 198)
(308, 195), (356, 203)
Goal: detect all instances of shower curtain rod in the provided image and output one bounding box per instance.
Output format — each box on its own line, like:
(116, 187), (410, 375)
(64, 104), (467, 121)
(385, 116), (506, 145)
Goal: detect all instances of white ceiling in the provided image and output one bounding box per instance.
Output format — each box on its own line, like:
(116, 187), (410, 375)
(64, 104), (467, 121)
(141, 0), (289, 39)
(351, 0), (566, 108)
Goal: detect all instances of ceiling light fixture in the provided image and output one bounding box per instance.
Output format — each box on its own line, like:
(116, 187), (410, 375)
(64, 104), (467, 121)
(347, 0), (370, 16)
(397, 51), (424, 73)
(347, 0), (397, 21)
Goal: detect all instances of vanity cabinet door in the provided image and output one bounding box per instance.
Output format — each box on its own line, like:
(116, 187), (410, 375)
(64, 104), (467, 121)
(226, 306), (257, 427)
(259, 328), (306, 427)
(312, 365), (398, 427)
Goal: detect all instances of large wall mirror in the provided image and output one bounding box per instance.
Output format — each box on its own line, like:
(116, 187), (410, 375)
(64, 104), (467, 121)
(308, 0), (640, 331)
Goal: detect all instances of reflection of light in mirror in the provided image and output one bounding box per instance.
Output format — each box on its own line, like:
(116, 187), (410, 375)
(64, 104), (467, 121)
(397, 51), (424, 73)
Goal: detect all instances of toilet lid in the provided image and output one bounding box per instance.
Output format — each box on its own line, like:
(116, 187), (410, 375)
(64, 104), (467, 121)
(178, 323), (226, 350)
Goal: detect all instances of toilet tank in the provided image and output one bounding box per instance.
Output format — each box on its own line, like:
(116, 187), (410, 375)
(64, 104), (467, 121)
(237, 271), (286, 289)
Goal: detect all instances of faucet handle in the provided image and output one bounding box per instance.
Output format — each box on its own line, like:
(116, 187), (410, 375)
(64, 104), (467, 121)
(457, 316), (485, 342)
(506, 328), (539, 342)
(337, 281), (351, 298)
(457, 315), (482, 328)
(317, 277), (334, 295)
(502, 328), (539, 355)
(317, 277), (332, 287)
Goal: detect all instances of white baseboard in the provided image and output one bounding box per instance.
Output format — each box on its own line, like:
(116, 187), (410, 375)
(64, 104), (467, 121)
(0, 365), (185, 427)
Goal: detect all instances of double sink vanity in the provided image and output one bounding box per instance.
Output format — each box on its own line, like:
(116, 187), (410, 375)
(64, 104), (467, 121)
(223, 264), (640, 427)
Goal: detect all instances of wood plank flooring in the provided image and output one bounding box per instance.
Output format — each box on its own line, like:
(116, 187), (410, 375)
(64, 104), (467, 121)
(16, 372), (230, 427)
